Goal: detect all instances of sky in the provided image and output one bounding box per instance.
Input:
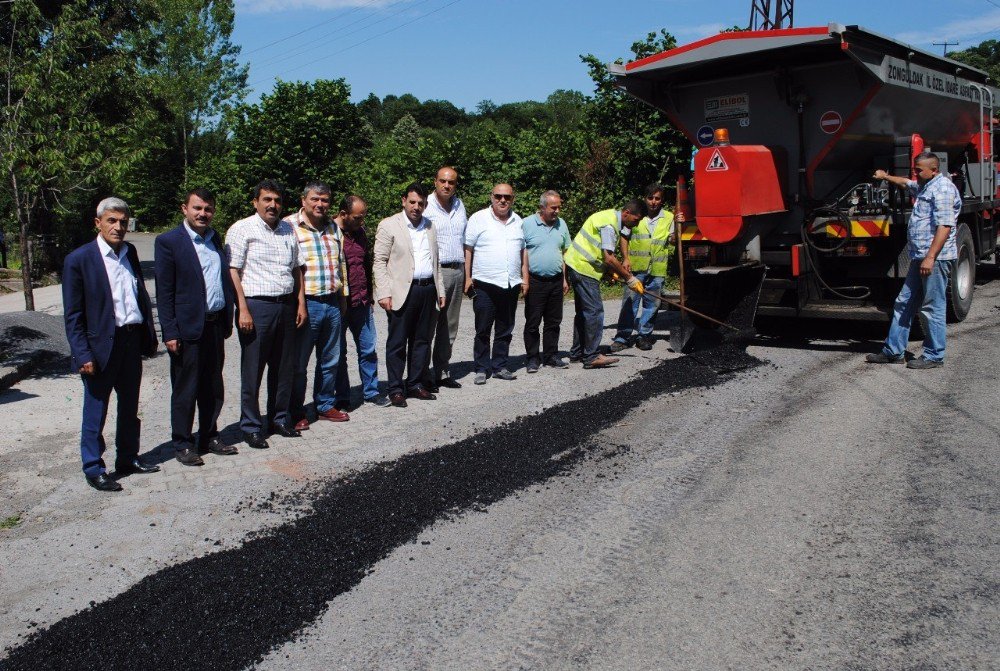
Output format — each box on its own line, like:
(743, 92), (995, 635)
(232, 0), (1000, 110)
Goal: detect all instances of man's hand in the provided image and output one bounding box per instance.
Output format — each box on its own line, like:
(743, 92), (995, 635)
(562, 279), (570, 295)
(165, 339), (180, 355)
(79, 361), (95, 376)
(464, 277), (474, 296)
(238, 309), (254, 333)
(920, 255), (935, 276)
(295, 303), (308, 328)
(622, 259), (632, 274)
(379, 297), (393, 312)
(438, 296), (446, 309)
(873, 169), (889, 180)
(521, 280), (529, 296)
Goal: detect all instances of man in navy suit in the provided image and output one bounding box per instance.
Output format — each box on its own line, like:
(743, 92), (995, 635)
(63, 197), (160, 492)
(155, 188), (238, 466)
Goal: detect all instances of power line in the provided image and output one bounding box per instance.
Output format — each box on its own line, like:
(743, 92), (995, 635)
(983, 0), (1000, 10)
(244, 0), (394, 56)
(247, 0), (464, 89)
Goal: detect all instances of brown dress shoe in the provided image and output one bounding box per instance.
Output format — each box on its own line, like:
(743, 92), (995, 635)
(317, 407), (349, 422)
(407, 386), (437, 401)
(389, 392), (408, 407)
(583, 354), (619, 369)
(175, 448), (205, 467)
(293, 418), (310, 431)
(199, 437), (238, 456)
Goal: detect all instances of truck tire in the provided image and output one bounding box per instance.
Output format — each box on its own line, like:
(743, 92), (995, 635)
(947, 222), (975, 322)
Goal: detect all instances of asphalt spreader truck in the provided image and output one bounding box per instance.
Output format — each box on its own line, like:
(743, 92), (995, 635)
(612, 23), (999, 349)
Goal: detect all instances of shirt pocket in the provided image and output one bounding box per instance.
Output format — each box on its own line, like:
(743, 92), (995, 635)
(913, 193), (933, 217)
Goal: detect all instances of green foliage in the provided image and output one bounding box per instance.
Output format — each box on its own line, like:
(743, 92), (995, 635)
(0, 515), (22, 530)
(948, 40), (1000, 89)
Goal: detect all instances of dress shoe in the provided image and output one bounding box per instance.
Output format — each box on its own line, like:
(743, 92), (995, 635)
(526, 360), (540, 374)
(583, 354), (619, 369)
(866, 352), (904, 364)
(199, 437), (238, 456)
(365, 394), (392, 408)
(608, 340), (630, 353)
(243, 432), (270, 450)
(437, 377), (462, 389)
(115, 458), (161, 475)
(317, 407), (350, 422)
(175, 448), (205, 467)
(293, 418), (311, 431)
(389, 392), (408, 407)
(568, 355), (583, 363)
(86, 473), (122, 492)
(424, 381), (440, 394)
(407, 386), (437, 401)
(272, 424), (302, 438)
(544, 357), (569, 369)
(635, 337), (653, 351)
(494, 368), (517, 381)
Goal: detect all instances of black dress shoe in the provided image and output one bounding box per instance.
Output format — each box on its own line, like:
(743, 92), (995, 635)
(437, 377), (462, 389)
(424, 382), (440, 393)
(271, 424), (302, 438)
(388, 392), (408, 407)
(115, 458), (161, 475)
(86, 473), (123, 492)
(199, 437), (238, 456)
(175, 448), (205, 466)
(407, 386), (437, 401)
(243, 432), (270, 449)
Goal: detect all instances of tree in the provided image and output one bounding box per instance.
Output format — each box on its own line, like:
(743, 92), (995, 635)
(1, 0), (151, 309)
(948, 40), (1000, 90)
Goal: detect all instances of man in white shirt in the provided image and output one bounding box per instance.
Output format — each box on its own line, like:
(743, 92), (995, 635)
(464, 183), (528, 385)
(373, 182), (446, 407)
(423, 166), (467, 391)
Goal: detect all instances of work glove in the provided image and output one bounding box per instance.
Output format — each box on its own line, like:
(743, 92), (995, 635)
(627, 275), (645, 295)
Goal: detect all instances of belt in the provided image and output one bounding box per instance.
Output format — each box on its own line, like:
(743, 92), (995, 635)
(247, 293), (294, 303)
(411, 278), (435, 286)
(529, 272), (562, 281)
(306, 293), (340, 303)
(440, 261), (463, 269)
(116, 323), (143, 332)
(204, 310), (224, 322)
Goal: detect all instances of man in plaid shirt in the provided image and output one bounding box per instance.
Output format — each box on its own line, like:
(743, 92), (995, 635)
(868, 153), (961, 369)
(287, 182), (351, 427)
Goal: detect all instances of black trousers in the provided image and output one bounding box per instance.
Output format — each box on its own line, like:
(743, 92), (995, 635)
(169, 316), (225, 450)
(473, 281), (520, 375)
(523, 274), (564, 364)
(238, 297), (296, 434)
(385, 282), (437, 396)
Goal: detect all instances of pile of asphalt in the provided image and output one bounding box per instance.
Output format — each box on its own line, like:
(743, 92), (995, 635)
(1, 346), (761, 670)
(0, 311), (70, 382)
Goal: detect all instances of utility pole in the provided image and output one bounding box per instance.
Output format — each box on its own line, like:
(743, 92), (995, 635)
(932, 40), (959, 56)
(749, 0), (794, 31)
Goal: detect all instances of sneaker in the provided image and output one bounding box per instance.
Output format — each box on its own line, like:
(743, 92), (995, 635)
(865, 352), (905, 364)
(608, 340), (630, 353)
(583, 354), (619, 369)
(474, 372), (488, 385)
(365, 394), (392, 408)
(635, 337), (653, 351)
(494, 368), (517, 381)
(526, 360), (540, 374)
(544, 357), (569, 369)
(906, 356), (943, 370)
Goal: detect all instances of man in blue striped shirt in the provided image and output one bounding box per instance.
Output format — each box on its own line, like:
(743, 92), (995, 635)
(867, 153), (961, 369)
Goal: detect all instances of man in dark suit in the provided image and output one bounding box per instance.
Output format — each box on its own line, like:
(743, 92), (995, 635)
(155, 188), (238, 466)
(63, 197), (161, 492)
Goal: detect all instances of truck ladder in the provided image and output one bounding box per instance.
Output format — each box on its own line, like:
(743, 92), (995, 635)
(976, 84), (996, 200)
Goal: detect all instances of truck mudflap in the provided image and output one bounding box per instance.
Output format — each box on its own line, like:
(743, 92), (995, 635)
(670, 263), (767, 353)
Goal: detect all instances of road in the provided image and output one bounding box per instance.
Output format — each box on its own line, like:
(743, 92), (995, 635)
(0, 232), (996, 669)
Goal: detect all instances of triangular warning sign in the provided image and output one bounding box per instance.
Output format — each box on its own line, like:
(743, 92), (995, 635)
(706, 148), (728, 171)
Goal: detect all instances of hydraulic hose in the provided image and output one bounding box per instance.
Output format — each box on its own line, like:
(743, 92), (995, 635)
(801, 206), (872, 300)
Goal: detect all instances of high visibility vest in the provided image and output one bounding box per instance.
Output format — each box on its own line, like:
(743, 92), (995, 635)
(564, 209), (621, 280)
(631, 211), (675, 277)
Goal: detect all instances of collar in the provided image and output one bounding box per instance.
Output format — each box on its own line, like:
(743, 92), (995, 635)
(96, 235), (126, 260)
(489, 207), (517, 225)
(254, 213), (283, 232)
(183, 221), (214, 242)
(429, 192), (461, 214)
(405, 214), (429, 231)
(533, 213), (560, 227)
(291, 208), (335, 234)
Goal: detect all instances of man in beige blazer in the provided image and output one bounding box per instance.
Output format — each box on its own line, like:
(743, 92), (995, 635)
(373, 182), (446, 407)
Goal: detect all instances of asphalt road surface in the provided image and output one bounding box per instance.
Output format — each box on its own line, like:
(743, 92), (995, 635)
(0, 232), (996, 669)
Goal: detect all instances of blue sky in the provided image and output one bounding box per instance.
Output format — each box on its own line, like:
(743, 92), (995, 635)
(233, 0), (1000, 110)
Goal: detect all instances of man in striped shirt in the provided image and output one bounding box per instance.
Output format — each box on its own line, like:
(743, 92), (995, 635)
(287, 182), (351, 427)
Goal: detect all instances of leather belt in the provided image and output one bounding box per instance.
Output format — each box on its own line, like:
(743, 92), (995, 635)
(411, 278), (435, 286)
(529, 272), (562, 281)
(306, 294), (340, 303)
(204, 310), (224, 322)
(440, 261), (463, 269)
(117, 323), (142, 332)
(247, 294), (294, 303)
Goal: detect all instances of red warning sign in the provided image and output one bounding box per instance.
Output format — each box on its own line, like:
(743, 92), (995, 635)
(705, 148), (728, 171)
(820, 110), (843, 135)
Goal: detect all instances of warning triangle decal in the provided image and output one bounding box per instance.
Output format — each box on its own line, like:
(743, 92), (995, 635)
(706, 148), (728, 171)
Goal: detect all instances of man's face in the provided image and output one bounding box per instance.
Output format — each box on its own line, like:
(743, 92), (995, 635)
(95, 209), (128, 249)
(254, 189), (283, 226)
(341, 201), (367, 232)
(539, 195), (561, 224)
(435, 168), (458, 202)
(915, 159), (938, 185)
(621, 210), (642, 227)
(402, 191), (427, 223)
(182, 194), (215, 233)
(645, 191), (664, 216)
(302, 190), (331, 221)
(491, 184), (514, 218)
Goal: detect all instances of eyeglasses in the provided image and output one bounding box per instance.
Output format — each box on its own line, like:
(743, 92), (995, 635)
(492, 194), (513, 201)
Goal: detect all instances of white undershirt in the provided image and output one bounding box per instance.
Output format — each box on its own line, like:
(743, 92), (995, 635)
(407, 216), (434, 279)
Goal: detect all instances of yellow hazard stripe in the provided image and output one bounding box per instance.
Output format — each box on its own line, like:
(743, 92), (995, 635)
(824, 218), (891, 238)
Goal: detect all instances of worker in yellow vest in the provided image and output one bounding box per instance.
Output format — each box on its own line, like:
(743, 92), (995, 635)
(611, 184), (675, 352)
(563, 199), (647, 368)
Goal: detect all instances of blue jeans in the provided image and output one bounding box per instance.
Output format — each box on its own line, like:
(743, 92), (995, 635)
(568, 267), (604, 363)
(335, 303), (380, 403)
(613, 272), (664, 342)
(292, 297), (342, 415)
(883, 259), (952, 362)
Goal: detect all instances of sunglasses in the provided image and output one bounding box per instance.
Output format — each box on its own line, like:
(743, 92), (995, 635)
(492, 193), (513, 201)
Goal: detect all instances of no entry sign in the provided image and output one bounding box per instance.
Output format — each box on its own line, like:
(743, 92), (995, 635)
(820, 110), (843, 134)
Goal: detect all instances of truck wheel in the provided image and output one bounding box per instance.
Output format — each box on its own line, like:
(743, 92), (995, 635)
(947, 222), (975, 322)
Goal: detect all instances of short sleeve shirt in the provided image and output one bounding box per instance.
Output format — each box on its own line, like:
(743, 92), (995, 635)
(906, 174), (960, 260)
(465, 208), (525, 288)
(522, 213), (570, 277)
(225, 214), (299, 297)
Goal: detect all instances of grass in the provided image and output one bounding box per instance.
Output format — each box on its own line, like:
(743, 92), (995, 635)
(0, 515), (22, 530)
